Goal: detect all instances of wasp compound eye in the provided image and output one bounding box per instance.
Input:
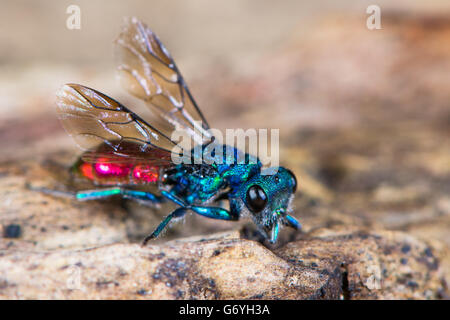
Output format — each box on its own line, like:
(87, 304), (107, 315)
(286, 169), (297, 193)
(246, 185), (268, 213)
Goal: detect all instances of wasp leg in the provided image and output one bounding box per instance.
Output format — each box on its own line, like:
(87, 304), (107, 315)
(160, 190), (186, 207)
(141, 190), (240, 245)
(284, 214), (301, 230)
(270, 218), (280, 244)
(142, 205), (237, 245)
(189, 206), (239, 221)
(142, 207), (188, 245)
(76, 188), (163, 205)
(28, 186), (77, 199)
(160, 190), (239, 221)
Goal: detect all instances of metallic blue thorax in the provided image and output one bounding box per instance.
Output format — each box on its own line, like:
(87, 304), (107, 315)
(164, 144), (262, 205)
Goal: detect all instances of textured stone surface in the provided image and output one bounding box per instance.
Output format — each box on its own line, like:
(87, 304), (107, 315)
(0, 226), (446, 299)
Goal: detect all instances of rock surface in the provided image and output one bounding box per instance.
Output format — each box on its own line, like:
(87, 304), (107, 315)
(0, 228), (445, 299)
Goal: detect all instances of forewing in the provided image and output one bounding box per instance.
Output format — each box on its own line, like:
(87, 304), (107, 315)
(115, 17), (212, 146)
(55, 84), (183, 159)
(81, 142), (175, 167)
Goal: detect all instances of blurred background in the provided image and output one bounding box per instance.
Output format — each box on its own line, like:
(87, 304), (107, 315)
(0, 0), (449, 290)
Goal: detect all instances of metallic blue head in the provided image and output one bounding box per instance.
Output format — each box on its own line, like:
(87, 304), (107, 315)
(231, 167), (299, 243)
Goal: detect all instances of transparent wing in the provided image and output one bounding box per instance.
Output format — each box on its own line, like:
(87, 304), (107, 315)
(55, 83), (184, 159)
(81, 142), (175, 167)
(115, 16), (212, 146)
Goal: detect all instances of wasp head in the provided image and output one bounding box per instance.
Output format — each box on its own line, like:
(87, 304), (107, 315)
(237, 167), (299, 243)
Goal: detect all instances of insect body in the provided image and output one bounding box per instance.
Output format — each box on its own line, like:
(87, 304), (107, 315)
(56, 17), (300, 244)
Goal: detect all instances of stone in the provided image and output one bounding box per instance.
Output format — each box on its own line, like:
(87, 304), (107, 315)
(0, 227), (445, 299)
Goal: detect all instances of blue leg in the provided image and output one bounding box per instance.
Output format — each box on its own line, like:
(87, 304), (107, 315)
(142, 207), (188, 245)
(76, 188), (163, 205)
(270, 218), (280, 244)
(190, 206), (239, 221)
(284, 214), (301, 230)
(160, 190), (186, 207)
(142, 190), (240, 245)
(160, 190), (238, 220)
(142, 205), (237, 245)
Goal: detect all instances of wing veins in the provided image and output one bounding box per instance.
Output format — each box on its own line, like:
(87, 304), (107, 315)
(116, 17), (213, 144)
(81, 86), (179, 148)
(136, 21), (173, 68)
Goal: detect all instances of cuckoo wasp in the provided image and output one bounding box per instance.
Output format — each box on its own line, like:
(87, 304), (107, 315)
(56, 17), (300, 244)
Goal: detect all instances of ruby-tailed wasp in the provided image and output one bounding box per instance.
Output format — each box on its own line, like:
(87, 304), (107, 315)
(55, 17), (300, 244)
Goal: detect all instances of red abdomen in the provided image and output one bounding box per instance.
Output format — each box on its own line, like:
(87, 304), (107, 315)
(74, 158), (160, 185)
(71, 141), (174, 186)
